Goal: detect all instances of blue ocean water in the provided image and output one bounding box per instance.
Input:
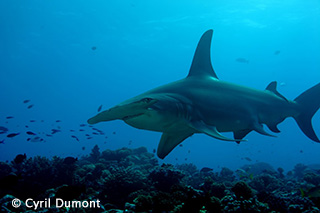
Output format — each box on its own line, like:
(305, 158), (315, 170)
(0, 0), (319, 172)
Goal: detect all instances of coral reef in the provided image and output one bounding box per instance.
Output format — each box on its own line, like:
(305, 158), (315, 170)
(232, 181), (253, 199)
(1, 147), (320, 212)
(149, 163), (185, 192)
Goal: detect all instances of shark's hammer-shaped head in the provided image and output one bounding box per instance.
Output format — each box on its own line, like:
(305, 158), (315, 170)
(87, 91), (193, 133)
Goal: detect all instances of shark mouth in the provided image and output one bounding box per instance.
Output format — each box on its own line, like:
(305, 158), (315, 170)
(122, 113), (144, 121)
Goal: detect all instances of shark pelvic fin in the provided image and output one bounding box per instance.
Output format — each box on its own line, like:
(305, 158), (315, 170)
(253, 123), (276, 137)
(191, 121), (242, 141)
(187, 30), (218, 79)
(265, 81), (288, 102)
(267, 124), (281, 133)
(157, 132), (193, 159)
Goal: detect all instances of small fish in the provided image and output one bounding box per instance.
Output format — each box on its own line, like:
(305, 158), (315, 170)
(236, 58), (249, 63)
(79, 124), (86, 127)
(85, 134), (90, 136)
(179, 144), (183, 147)
(25, 125), (29, 128)
(200, 167), (213, 173)
(6, 116), (14, 119)
(113, 131), (116, 135)
(23, 100), (30, 103)
(29, 136), (44, 142)
(0, 140), (5, 144)
(244, 157), (252, 162)
(0, 126), (9, 134)
(97, 105), (102, 112)
(29, 120), (36, 122)
(70, 130), (75, 132)
(87, 137), (93, 139)
(79, 129), (85, 132)
(13, 153), (26, 164)
(56, 120), (61, 123)
(51, 129), (61, 134)
(26, 131), (36, 135)
(27, 104), (34, 109)
(7, 133), (19, 138)
(63, 157), (78, 164)
(92, 132), (98, 135)
(91, 46), (97, 51)
(274, 50), (281, 55)
(236, 169), (247, 178)
(71, 135), (79, 141)
(46, 134), (53, 137)
(82, 146), (85, 151)
(248, 173), (254, 180)
(307, 186), (320, 198)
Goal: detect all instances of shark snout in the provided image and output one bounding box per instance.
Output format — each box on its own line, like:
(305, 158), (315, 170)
(87, 108), (118, 124)
(87, 97), (158, 125)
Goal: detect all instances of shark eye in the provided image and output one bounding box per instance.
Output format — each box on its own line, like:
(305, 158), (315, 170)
(142, 98), (153, 103)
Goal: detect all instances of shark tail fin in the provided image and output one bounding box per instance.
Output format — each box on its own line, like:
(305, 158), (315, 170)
(293, 83), (320, 142)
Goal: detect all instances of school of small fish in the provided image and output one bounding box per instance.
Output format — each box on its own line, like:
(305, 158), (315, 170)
(0, 101), (111, 150)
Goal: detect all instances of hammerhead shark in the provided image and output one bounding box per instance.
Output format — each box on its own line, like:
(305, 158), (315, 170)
(88, 29), (320, 159)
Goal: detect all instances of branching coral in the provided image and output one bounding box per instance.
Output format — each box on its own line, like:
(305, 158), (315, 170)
(102, 166), (147, 208)
(149, 164), (185, 192)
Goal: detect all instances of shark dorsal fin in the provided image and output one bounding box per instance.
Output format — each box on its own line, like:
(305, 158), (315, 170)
(265, 81), (288, 102)
(187, 30), (218, 79)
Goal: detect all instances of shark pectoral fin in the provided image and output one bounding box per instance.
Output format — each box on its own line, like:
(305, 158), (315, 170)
(191, 121), (242, 142)
(157, 132), (193, 159)
(233, 130), (252, 144)
(267, 124), (281, 133)
(253, 123), (276, 137)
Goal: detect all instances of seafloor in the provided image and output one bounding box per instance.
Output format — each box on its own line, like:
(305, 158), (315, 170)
(0, 145), (320, 212)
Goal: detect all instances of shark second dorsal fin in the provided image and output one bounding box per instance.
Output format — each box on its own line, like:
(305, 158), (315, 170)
(187, 30), (218, 79)
(265, 81), (288, 102)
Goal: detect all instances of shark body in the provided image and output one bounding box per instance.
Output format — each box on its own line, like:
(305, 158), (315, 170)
(88, 30), (320, 159)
